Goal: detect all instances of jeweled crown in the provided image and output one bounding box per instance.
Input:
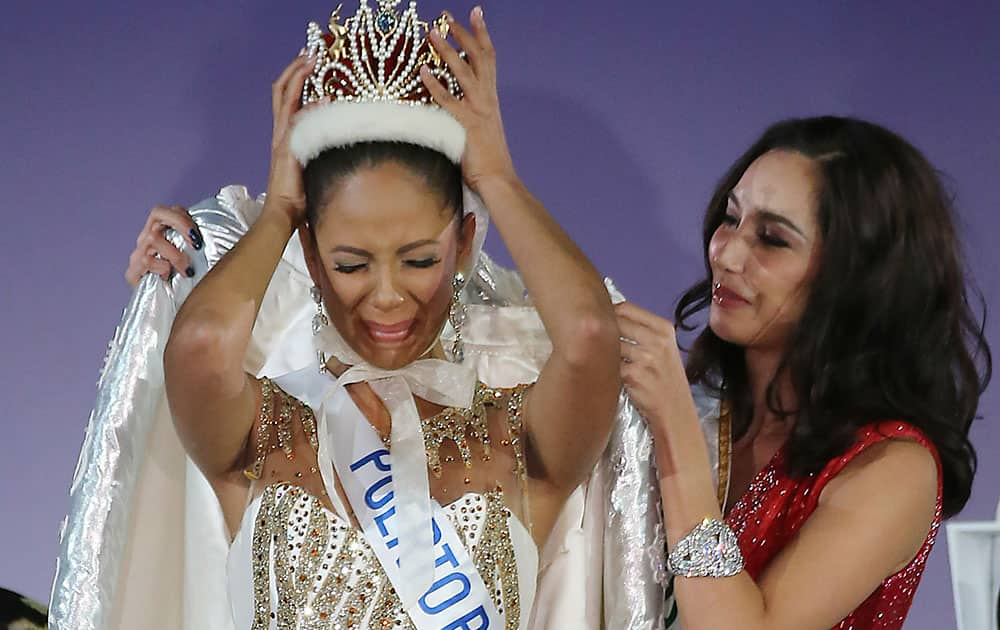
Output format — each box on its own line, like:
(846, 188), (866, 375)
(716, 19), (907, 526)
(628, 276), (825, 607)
(301, 0), (462, 106)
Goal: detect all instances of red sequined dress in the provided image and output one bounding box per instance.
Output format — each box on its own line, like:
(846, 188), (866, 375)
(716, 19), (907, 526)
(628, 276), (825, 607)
(723, 421), (943, 629)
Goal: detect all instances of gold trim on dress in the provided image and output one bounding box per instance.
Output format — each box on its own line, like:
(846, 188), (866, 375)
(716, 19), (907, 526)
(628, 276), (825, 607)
(717, 400), (733, 513)
(504, 384), (530, 535)
(423, 382), (498, 477)
(244, 378), (275, 480)
(243, 378), (320, 481)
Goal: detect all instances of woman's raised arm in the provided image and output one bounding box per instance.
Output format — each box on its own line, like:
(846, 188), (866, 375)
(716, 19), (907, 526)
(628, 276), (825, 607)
(421, 9), (621, 513)
(163, 55), (315, 488)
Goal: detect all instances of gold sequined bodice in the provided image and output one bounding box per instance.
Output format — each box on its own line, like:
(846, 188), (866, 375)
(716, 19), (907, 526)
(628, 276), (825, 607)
(229, 483), (533, 630)
(227, 378), (537, 629)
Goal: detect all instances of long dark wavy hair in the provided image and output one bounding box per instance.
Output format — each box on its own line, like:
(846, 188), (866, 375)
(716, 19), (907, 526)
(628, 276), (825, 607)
(676, 116), (991, 517)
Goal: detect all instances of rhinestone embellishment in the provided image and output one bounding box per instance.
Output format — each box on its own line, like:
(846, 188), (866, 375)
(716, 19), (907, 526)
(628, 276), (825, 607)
(375, 9), (398, 34)
(301, 0), (461, 106)
(250, 484), (523, 628)
(667, 518), (744, 578)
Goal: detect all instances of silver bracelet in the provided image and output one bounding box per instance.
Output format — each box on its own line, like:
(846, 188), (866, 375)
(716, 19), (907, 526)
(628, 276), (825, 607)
(667, 518), (744, 578)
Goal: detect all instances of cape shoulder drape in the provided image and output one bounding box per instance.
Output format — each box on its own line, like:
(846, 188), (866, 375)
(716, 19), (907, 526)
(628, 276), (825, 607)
(49, 186), (723, 629)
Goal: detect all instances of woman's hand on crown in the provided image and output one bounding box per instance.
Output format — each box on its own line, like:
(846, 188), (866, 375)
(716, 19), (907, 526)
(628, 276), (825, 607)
(263, 54), (318, 227)
(420, 7), (517, 193)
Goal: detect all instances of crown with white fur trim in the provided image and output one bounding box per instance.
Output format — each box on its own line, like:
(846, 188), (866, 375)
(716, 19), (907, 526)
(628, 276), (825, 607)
(289, 1), (466, 166)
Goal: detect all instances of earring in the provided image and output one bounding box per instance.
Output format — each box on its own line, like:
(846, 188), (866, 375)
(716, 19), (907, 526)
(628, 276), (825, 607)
(311, 286), (332, 372)
(311, 286), (329, 335)
(449, 272), (467, 363)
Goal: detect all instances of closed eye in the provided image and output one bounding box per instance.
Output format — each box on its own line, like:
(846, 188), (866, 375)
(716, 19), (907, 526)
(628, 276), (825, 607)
(758, 230), (789, 248)
(334, 263), (367, 274)
(405, 258), (441, 269)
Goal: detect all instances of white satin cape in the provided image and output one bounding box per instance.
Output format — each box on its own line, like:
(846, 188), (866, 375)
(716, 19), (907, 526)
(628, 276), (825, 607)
(49, 185), (724, 630)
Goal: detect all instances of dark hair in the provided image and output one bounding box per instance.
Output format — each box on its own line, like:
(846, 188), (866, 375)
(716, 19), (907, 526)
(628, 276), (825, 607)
(303, 141), (463, 229)
(676, 116), (991, 517)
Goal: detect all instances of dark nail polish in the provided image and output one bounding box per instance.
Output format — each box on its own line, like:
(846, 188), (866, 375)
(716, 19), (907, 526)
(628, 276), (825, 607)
(190, 228), (204, 250)
(185, 266), (195, 278)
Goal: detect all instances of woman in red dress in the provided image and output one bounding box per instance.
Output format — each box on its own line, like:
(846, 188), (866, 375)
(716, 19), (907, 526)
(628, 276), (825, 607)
(618, 116), (991, 629)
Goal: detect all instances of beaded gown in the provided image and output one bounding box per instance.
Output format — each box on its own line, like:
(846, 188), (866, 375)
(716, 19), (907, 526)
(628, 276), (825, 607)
(723, 421), (943, 629)
(50, 186), (670, 630)
(226, 378), (538, 629)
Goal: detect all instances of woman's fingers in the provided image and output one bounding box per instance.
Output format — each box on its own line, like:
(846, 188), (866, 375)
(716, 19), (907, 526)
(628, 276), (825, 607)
(263, 56), (313, 224)
(616, 315), (657, 347)
(143, 205), (199, 249)
(614, 300), (668, 325)
(125, 250), (146, 286)
(446, 11), (492, 80)
(469, 7), (495, 67)
(619, 337), (647, 364)
(126, 248), (171, 286)
(272, 56), (312, 128)
(271, 57), (314, 142)
(615, 302), (676, 338)
(616, 305), (685, 382)
(621, 363), (651, 399)
(428, 29), (477, 91)
(420, 65), (462, 113)
(141, 205), (197, 269)
(147, 254), (173, 279)
(277, 58), (315, 129)
(147, 234), (192, 277)
(127, 232), (189, 286)
(127, 205), (200, 287)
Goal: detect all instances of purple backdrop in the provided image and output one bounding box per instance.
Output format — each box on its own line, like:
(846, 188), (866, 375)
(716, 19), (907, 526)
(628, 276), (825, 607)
(2, 1), (997, 627)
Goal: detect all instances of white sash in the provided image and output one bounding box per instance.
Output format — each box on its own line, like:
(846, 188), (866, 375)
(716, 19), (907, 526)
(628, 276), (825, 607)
(337, 359), (475, 606)
(272, 369), (502, 630)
